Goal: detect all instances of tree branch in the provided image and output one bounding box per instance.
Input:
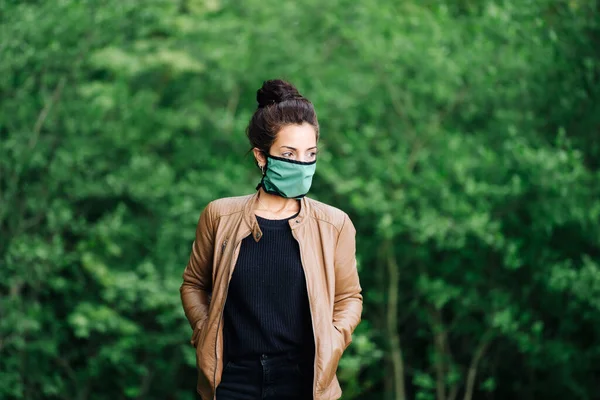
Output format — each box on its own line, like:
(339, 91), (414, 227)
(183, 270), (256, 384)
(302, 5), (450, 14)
(30, 76), (67, 148)
(463, 331), (494, 400)
(225, 84), (240, 135)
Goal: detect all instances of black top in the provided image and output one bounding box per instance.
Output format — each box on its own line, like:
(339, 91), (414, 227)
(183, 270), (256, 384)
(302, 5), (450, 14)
(223, 212), (314, 360)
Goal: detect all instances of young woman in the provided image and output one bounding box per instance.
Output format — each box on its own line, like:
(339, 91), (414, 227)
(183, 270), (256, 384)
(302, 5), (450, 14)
(180, 79), (362, 400)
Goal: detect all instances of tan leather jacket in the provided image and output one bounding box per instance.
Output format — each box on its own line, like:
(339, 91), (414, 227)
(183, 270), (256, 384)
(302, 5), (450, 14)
(180, 192), (362, 400)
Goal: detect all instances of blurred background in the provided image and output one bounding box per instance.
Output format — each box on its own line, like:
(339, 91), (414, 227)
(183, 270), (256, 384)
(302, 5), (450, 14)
(1, 0), (600, 399)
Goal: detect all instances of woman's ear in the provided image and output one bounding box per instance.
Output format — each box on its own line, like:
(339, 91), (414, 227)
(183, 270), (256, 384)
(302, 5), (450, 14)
(253, 148), (267, 168)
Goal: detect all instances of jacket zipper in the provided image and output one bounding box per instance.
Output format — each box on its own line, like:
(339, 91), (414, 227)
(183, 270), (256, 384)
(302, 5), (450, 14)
(292, 230), (318, 399)
(213, 232), (249, 396)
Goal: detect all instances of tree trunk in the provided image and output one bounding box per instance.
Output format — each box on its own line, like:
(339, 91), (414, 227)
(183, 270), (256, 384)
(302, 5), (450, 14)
(430, 309), (447, 400)
(385, 242), (407, 400)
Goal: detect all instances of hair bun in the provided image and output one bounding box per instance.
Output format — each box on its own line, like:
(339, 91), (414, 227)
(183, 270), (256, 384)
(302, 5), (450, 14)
(256, 79), (303, 108)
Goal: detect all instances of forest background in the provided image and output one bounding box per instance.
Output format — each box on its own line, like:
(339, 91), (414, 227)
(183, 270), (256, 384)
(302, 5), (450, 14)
(2, 0), (600, 399)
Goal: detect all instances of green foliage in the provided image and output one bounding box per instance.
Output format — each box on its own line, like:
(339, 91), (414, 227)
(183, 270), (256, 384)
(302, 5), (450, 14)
(1, 0), (599, 399)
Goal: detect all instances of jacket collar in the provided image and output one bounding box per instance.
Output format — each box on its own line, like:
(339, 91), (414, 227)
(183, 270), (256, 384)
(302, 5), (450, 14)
(242, 190), (311, 242)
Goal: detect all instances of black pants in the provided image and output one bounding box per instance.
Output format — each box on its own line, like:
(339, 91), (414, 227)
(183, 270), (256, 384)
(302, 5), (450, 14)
(215, 351), (313, 400)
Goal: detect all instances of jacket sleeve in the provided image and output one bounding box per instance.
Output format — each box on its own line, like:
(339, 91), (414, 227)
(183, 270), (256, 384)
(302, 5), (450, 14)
(333, 213), (363, 349)
(180, 202), (215, 346)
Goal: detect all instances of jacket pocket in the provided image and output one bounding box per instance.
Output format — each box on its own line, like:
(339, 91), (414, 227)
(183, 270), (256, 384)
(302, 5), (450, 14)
(191, 317), (208, 348)
(319, 325), (345, 392)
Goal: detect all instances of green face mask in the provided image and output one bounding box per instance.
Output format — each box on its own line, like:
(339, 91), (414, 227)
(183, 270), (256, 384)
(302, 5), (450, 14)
(259, 155), (317, 199)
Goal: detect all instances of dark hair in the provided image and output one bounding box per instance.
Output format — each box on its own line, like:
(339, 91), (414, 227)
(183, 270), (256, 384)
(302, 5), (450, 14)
(246, 79), (319, 159)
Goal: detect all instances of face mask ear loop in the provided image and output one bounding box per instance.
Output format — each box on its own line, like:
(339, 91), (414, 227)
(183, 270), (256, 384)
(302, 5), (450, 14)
(262, 151), (271, 176)
(256, 153), (268, 191)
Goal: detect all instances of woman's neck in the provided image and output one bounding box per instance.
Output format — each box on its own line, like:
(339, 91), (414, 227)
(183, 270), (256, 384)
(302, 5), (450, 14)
(255, 188), (300, 218)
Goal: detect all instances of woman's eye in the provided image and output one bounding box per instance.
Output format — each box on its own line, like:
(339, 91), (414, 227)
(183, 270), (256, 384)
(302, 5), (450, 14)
(282, 152), (293, 158)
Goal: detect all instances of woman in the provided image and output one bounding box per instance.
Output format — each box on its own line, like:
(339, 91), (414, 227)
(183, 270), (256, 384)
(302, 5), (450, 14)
(180, 79), (362, 400)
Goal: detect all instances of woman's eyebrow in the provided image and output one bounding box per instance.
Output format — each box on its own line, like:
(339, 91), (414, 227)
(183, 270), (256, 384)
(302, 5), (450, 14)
(279, 146), (318, 150)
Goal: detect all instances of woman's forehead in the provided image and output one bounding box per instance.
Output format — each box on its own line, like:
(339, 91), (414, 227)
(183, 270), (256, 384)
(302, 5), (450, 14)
(272, 123), (317, 149)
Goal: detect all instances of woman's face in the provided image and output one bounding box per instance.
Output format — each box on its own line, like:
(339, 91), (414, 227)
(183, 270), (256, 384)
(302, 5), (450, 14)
(255, 123), (318, 166)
